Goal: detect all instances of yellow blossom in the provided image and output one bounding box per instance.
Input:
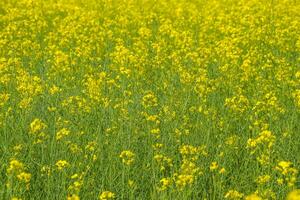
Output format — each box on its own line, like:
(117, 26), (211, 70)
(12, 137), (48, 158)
(56, 160), (69, 170)
(119, 150), (135, 166)
(287, 190), (300, 200)
(99, 191), (115, 200)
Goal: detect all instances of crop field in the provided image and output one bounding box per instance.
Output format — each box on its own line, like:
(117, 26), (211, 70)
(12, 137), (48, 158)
(0, 0), (299, 199)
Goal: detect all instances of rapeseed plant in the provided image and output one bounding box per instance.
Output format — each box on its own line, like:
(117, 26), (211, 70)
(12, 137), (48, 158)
(0, 0), (299, 199)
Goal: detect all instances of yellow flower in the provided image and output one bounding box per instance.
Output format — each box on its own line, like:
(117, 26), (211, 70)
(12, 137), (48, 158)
(55, 160), (69, 170)
(11, 197), (22, 200)
(225, 190), (244, 199)
(150, 128), (161, 138)
(245, 194), (262, 200)
(48, 106), (57, 112)
(99, 191), (115, 200)
(0, 93), (10, 107)
(67, 194), (80, 200)
(71, 174), (79, 179)
(175, 174), (194, 189)
(29, 118), (47, 134)
(210, 162), (218, 171)
(159, 177), (172, 191)
(119, 150), (135, 166)
(150, 128), (160, 135)
(49, 85), (61, 95)
(278, 161), (291, 170)
(154, 154), (173, 171)
(128, 179), (136, 188)
(256, 175), (271, 184)
(7, 159), (24, 174)
(17, 172), (31, 183)
(275, 161), (298, 187)
(219, 167), (226, 174)
(56, 128), (70, 140)
(142, 92), (158, 108)
(287, 190), (300, 200)
(41, 165), (51, 176)
(277, 178), (284, 185)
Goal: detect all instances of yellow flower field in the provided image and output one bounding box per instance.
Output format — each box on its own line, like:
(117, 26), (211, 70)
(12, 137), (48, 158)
(0, 0), (299, 199)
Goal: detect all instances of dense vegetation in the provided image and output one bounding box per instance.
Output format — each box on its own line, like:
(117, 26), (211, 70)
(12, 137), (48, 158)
(0, 0), (299, 199)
